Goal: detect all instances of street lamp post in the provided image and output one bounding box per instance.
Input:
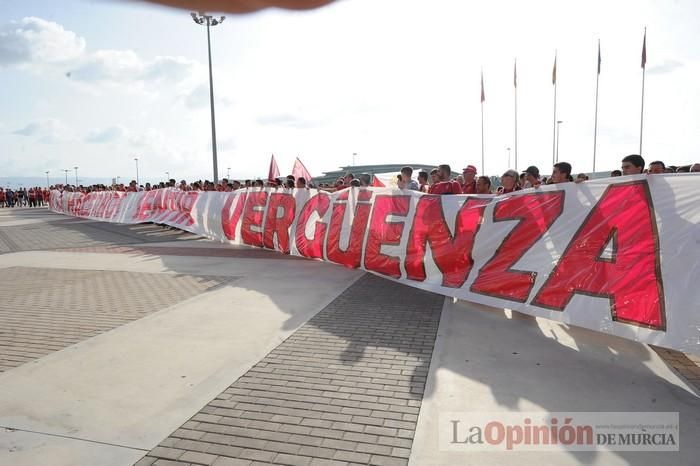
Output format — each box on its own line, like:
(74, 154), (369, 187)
(45, 171), (49, 189)
(74, 166), (79, 185)
(556, 120), (563, 163)
(63, 169), (70, 185)
(134, 157), (140, 186)
(165, 171), (170, 181)
(352, 153), (357, 166)
(506, 147), (511, 169)
(192, 11), (225, 184)
(227, 167), (231, 179)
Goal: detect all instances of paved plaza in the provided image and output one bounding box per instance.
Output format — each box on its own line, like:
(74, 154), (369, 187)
(0, 207), (699, 466)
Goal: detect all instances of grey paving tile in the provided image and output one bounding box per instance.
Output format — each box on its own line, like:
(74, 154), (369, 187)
(139, 274), (443, 465)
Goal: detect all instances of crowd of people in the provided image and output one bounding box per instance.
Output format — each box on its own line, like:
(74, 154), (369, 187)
(0, 187), (49, 208)
(415, 156), (699, 196)
(5, 155), (699, 204)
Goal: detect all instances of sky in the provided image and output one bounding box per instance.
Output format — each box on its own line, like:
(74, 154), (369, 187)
(2, 0), (700, 186)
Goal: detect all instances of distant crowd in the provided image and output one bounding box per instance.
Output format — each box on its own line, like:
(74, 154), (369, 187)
(4, 155), (698, 206)
(0, 187), (49, 208)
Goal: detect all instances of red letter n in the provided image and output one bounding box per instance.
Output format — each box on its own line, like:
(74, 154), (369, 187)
(405, 196), (489, 288)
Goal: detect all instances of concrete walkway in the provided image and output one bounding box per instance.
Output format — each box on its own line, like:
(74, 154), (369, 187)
(0, 207), (698, 465)
(410, 300), (700, 465)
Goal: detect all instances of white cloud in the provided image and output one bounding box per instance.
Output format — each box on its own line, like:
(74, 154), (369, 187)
(145, 56), (196, 83)
(0, 17), (200, 95)
(648, 59), (684, 75)
(85, 125), (128, 143)
(12, 119), (75, 143)
(128, 128), (164, 148)
(67, 49), (198, 88)
(257, 113), (326, 129)
(183, 83), (211, 109)
(182, 82), (234, 109)
(0, 17), (85, 66)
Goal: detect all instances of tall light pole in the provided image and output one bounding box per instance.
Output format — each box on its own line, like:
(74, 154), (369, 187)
(74, 166), (79, 185)
(165, 171), (170, 181)
(45, 171), (49, 189)
(556, 120), (563, 163)
(63, 169), (70, 185)
(227, 167), (231, 179)
(506, 147), (511, 169)
(192, 11), (225, 184)
(352, 152), (357, 166)
(134, 157), (140, 186)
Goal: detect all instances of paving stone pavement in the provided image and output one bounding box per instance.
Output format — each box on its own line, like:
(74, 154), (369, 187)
(650, 346), (700, 390)
(138, 274), (444, 466)
(0, 208), (198, 253)
(0, 266), (233, 372)
(51, 245), (306, 260)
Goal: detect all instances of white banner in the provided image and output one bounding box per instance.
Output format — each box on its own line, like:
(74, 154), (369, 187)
(50, 174), (700, 355)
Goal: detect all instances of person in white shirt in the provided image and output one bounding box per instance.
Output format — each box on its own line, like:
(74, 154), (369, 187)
(398, 166), (420, 191)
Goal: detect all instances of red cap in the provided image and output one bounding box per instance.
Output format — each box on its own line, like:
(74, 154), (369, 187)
(462, 165), (477, 174)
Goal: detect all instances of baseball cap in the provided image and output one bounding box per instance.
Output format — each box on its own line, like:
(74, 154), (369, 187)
(462, 165), (478, 174)
(522, 166), (540, 177)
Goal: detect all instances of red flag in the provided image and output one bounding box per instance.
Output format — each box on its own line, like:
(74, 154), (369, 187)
(268, 154), (280, 182)
(371, 176), (385, 187)
(641, 28), (647, 68)
(480, 70), (485, 103)
(292, 157), (313, 182)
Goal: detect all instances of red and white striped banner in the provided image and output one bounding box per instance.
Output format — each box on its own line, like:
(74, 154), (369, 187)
(51, 175), (700, 355)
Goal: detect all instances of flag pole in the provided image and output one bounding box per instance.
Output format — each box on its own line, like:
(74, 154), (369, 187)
(481, 68), (485, 174)
(640, 27), (647, 156)
(514, 58), (518, 171)
(552, 51), (557, 166)
(593, 39), (600, 172)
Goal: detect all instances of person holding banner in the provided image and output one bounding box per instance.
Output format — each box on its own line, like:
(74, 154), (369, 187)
(621, 154), (645, 175)
(648, 161), (666, 174)
(476, 176), (492, 194)
(398, 166), (420, 191)
(551, 162), (573, 184)
(522, 166), (542, 188)
(417, 171), (429, 193)
(461, 165), (478, 194)
(497, 170), (522, 194)
(428, 165), (461, 195)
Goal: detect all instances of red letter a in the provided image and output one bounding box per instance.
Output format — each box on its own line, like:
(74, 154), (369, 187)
(532, 181), (665, 329)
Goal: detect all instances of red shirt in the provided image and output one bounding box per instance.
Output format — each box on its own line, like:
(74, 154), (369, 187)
(429, 180), (462, 195)
(462, 181), (477, 194)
